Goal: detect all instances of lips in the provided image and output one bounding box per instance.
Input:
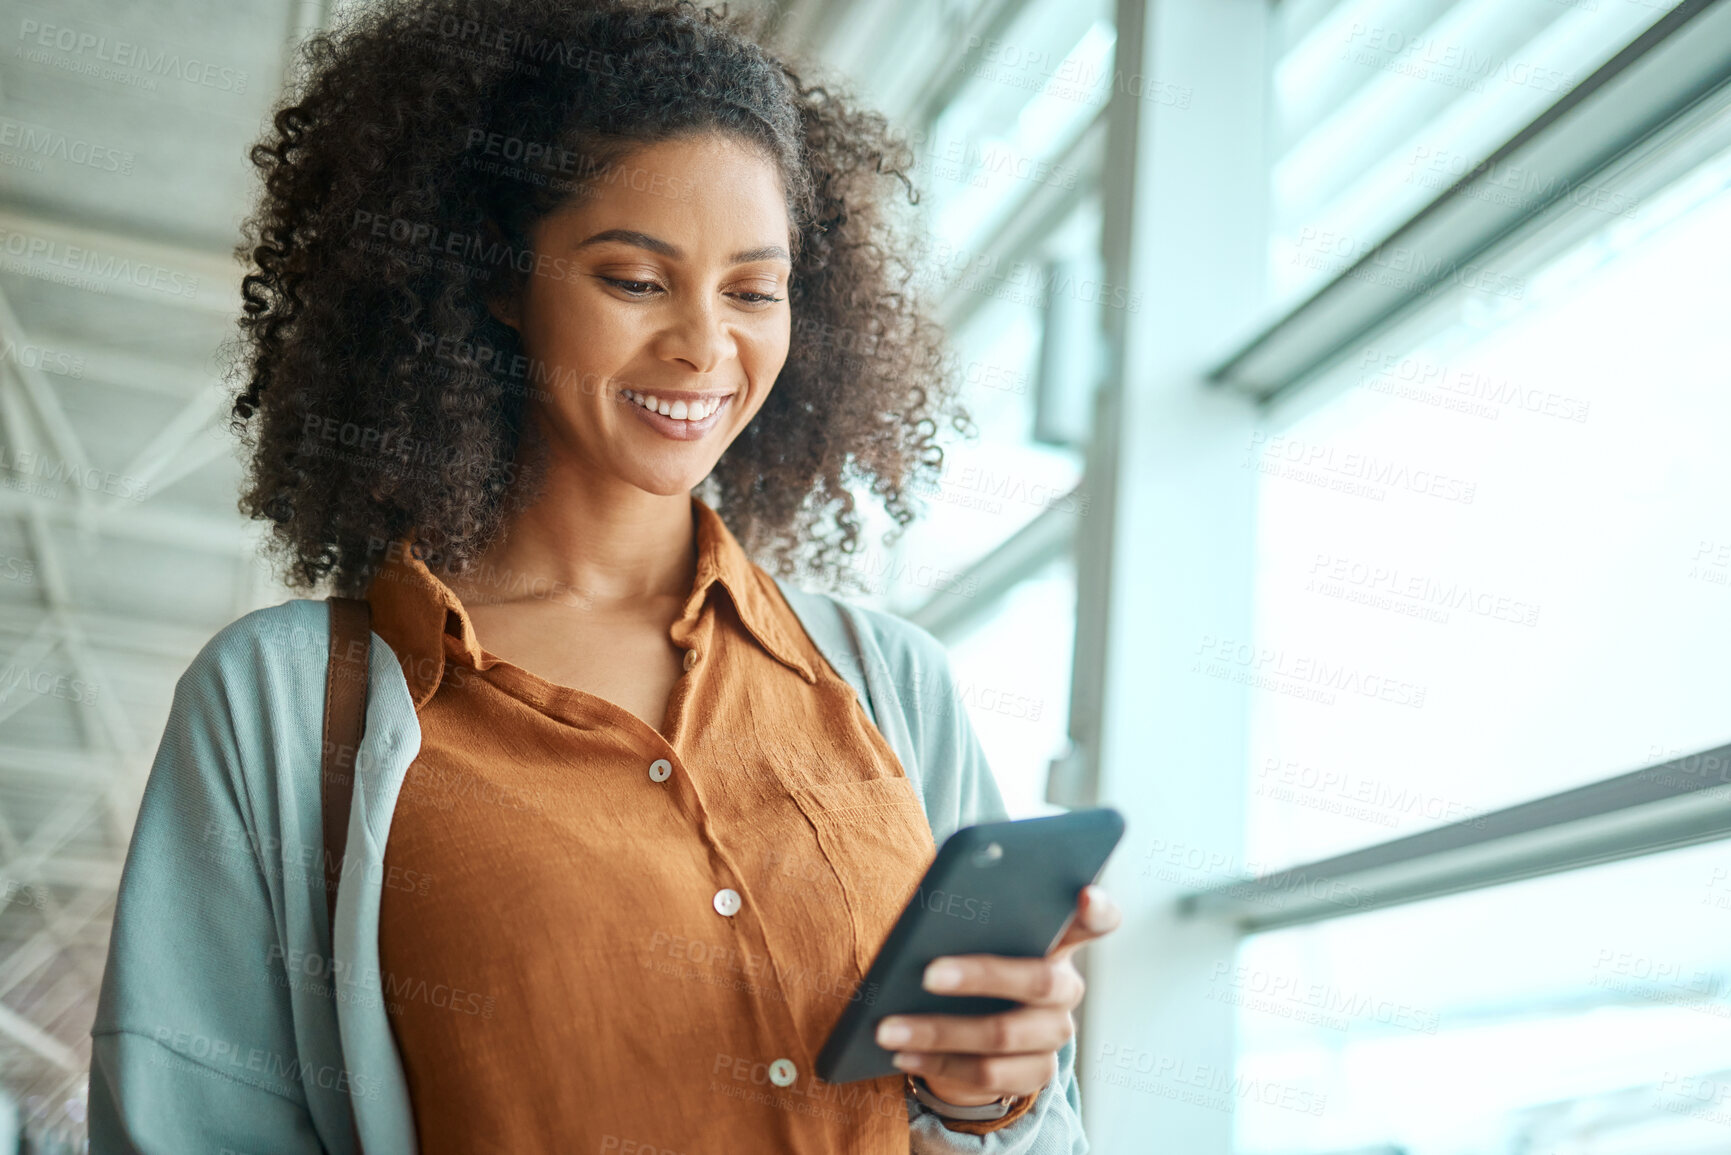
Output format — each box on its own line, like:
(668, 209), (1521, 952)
(619, 388), (729, 422)
(616, 388), (735, 441)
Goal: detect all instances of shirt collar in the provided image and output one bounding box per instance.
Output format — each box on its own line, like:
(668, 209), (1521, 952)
(365, 494), (815, 711)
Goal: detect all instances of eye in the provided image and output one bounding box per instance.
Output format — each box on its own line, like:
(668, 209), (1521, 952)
(599, 276), (661, 297)
(731, 291), (785, 305)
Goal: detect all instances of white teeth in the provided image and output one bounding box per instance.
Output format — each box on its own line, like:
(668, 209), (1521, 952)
(620, 390), (727, 422)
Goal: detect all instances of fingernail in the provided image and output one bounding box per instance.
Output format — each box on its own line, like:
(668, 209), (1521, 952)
(877, 1020), (912, 1047)
(924, 961), (962, 991)
(892, 1052), (922, 1071)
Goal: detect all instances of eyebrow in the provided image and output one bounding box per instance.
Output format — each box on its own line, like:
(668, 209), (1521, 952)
(573, 228), (790, 265)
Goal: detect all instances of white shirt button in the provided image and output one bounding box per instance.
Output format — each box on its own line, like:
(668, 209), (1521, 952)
(713, 888), (741, 916)
(768, 1058), (797, 1087)
(683, 647), (700, 671)
(648, 758), (672, 783)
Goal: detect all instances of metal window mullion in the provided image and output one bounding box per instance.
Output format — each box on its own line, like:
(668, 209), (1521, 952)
(1211, 0), (1731, 402)
(1181, 743), (1731, 931)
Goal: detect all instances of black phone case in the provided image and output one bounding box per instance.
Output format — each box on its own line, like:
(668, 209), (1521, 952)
(814, 805), (1126, 1084)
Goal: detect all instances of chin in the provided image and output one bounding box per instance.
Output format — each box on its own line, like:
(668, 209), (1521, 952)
(623, 466), (720, 498)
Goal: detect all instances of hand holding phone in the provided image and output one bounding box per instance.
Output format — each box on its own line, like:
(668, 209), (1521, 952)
(814, 806), (1126, 1093)
(888, 881), (1123, 1111)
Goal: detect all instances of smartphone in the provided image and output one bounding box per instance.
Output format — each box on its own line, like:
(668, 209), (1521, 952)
(814, 805), (1126, 1084)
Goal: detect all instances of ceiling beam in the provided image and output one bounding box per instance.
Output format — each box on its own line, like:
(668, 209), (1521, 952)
(0, 796), (102, 899)
(36, 338), (227, 400)
(0, 1000), (79, 1074)
(0, 285), (99, 514)
(111, 388), (232, 511)
(0, 207), (241, 318)
(0, 745), (133, 788)
(0, 488), (261, 555)
(0, 853), (120, 893)
(0, 604), (230, 662)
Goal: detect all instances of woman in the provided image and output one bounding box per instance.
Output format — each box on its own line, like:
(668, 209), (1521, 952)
(89, 0), (1120, 1150)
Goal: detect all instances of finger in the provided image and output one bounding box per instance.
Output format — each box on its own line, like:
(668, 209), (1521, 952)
(922, 954), (1083, 1007)
(876, 1006), (1073, 1056)
(1050, 885), (1122, 957)
(894, 1048), (1057, 1096)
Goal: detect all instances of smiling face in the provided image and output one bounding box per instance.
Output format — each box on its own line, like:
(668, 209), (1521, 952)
(491, 132), (794, 498)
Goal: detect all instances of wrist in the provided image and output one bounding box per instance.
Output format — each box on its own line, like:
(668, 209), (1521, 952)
(911, 1073), (1007, 1107)
(906, 1074), (1016, 1121)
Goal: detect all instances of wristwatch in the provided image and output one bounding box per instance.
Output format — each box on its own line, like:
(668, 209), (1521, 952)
(907, 1074), (1015, 1120)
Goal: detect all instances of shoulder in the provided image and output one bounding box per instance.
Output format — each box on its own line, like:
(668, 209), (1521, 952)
(174, 598), (332, 701)
(151, 599), (354, 821)
(835, 597), (952, 674)
(825, 596), (1005, 834)
(810, 589), (962, 723)
(192, 597), (330, 668)
(124, 601), (338, 851)
(773, 576), (951, 671)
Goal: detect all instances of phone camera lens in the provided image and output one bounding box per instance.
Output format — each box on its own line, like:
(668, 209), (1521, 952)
(970, 841), (1004, 868)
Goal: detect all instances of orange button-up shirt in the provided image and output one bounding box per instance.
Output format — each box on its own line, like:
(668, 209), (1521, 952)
(364, 494), (1036, 1151)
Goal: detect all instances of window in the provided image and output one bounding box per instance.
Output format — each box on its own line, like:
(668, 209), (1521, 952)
(840, 0), (1105, 622)
(1267, 0), (1676, 314)
(945, 554), (1078, 816)
(1213, 10), (1731, 1153)
(1233, 840), (1731, 1154)
(1245, 97), (1731, 868)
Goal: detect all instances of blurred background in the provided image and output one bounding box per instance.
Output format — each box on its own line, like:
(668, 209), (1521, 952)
(1, 0), (1730, 1149)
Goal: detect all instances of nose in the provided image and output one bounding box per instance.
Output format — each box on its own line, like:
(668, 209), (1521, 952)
(656, 294), (733, 375)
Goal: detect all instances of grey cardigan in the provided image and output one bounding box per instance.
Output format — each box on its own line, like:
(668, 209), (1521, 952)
(87, 583), (1088, 1152)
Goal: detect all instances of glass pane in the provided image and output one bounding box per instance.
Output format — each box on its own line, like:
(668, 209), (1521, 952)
(849, 196), (1092, 617)
(1266, 0), (1673, 315)
(922, 1), (1111, 255)
(1232, 840), (1731, 1154)
(837, 0), (1106, 613)
(943, 555), (1076, 817)
(1244, 111), (1731, 869)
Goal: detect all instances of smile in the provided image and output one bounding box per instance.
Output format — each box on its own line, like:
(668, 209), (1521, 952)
(617, 388), (735, 441)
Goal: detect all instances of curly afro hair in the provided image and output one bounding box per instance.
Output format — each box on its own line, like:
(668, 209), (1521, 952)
(226, 0), (972, 598)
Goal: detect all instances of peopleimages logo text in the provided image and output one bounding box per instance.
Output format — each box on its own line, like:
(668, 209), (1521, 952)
(17, 20), (249, 92)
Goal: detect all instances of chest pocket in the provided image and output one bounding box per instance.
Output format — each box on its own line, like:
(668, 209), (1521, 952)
(791, 776), (937, 978)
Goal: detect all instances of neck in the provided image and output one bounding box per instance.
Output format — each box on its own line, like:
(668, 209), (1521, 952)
(438, 460), (698, 613)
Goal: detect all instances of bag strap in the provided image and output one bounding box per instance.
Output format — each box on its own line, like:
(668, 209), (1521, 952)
(322, 596), (372, 937)
(322, 594), (371, 1154)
